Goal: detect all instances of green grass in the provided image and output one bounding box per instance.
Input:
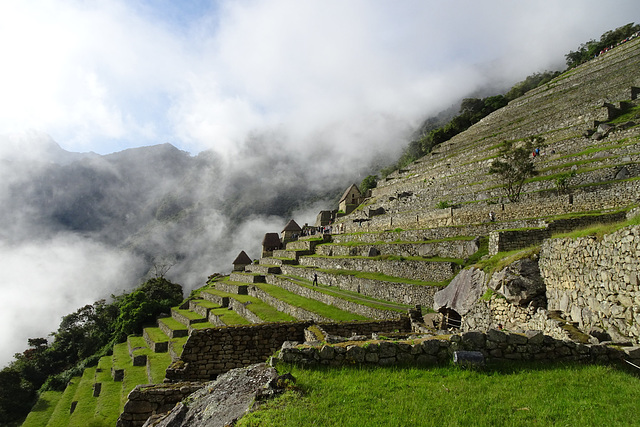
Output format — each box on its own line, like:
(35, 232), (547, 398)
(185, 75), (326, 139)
(289, 265), (450, 288)
(93, 356), (122, 426)
(146, 352), (172, 384)
(309, 253), (464, 265)
(204, 287), (296, 323)
(144, 327), (169, 344)
(208, 307), (252, 325)
(172, 308), (206, 322)
(158, 316), (189, 332)
(254, 283), (369, 322)
(43, 375), (81, 427)
(170, 336), (189, 358)
(20, 390), (63, 427)
(67, 367), (97, 426)
(552, 212), (640, 240)
(280, 274), (409, 313)
(474, 246), (540, 275)
(239, 362), (640, 427)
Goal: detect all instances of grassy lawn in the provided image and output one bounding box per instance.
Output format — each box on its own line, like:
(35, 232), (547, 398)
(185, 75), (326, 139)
(158, 316), (188, 332)
(42, 375), (81, 427)
(67, 367), (97, 426)
(239, 362), (640, 427)
(255, 283), (369, 321)
(280, 274), (409, 313)
(20, 390), (62, 427)
(205, 287), (296, 323)
(289, 265), (450, 288)
(172, 307), (206, 321)
(144, 327), (169, 344)
(93, 356), (122, 426)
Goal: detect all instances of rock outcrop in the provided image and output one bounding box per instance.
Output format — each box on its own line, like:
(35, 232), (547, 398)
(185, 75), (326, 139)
(433, 267), (487, 315)
(488, 258), (545, 306)
(144, 363), (285, 427)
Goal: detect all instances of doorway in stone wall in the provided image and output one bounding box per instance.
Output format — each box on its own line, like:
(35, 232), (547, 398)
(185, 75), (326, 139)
(439, 307), (462, 329)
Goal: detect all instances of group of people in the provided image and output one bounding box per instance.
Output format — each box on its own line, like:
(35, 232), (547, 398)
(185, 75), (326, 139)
(594, 31), (640, 59)
(300, 225), (333, 237)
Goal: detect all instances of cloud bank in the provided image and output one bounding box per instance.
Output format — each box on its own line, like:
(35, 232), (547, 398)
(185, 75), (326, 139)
(2, 0), (639, 157)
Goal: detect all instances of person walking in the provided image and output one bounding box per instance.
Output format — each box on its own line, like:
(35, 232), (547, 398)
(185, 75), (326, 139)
(313, 273), (318, 286)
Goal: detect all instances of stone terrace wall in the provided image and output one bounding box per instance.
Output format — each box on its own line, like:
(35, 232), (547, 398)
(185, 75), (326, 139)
(279, 330), (631, 367)
(489, 228), (551, 255)
(539, 225), (640, 342)
(315, 239), (480, 259)
(266, 275), (404, 320)
(166, 319), (412, 382)
(280, 265), (440, 307)
(487, 211), (627, 255)
(117, 382), (203, 427)
(298, 257), (458, 283)
(462, 297), (571, 341)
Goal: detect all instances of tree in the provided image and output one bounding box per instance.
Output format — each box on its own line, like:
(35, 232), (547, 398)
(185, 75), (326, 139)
(489, 137), (541, 202)
(111, 277), (183, 342)
(360, 175), (378, 195)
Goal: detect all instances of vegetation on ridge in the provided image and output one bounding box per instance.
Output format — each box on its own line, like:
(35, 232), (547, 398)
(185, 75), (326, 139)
(0, 276), (183, 425)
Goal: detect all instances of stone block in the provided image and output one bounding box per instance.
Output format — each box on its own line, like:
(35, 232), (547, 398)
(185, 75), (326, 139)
(462, 331), (486, 348)
(524, 330), (544, 345)
(453, 351), (485, 368)
(506, 332), (528, 345)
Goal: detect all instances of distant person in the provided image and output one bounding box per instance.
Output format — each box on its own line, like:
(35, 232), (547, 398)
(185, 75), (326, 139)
(489, 211), (496, 222)
(313, 273), (318, 286)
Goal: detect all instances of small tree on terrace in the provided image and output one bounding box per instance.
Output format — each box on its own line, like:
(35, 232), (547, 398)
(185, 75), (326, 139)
(489, 137), (542, 202)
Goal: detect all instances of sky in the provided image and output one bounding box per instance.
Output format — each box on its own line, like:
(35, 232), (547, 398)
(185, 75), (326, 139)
(1, 0), (640, 367)
(1, 0), (640, 158)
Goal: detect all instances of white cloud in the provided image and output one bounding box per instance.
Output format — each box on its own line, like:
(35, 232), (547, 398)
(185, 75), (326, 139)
(0, 234), (143, 367)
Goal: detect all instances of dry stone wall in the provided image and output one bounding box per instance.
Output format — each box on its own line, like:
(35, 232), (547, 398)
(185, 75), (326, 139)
(462, 296), (571, 341)
(279, 330), (631, 367)
(539, 225), (640, 342)
(280, 265), (440, 307)
(166, 319), (411, 382)
(117, 382), (203, 427)
(266, 275), (404, 320)
(315, 239), (480, 259)
(298, 256), (457, 282)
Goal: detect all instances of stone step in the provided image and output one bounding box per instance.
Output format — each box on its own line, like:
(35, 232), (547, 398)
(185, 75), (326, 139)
(127, 335), (149, 366)
(188, 299), (219, 319)
(157, 316), (189, 338)
(200, 289), (230, 307)
(171, 308), (208, 327)
(143, 327), (170, 353)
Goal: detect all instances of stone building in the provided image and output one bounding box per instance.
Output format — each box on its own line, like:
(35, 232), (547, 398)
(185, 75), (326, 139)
(281, 219), (302, 244)
(261, 233), (282, 258)
(315, 210), (335, 227)
(232, 251), (252, 271)
(338, 184), (364, 215)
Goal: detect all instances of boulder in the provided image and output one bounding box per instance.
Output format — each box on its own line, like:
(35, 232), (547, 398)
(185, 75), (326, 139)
(433, 267), (486, 315)
(145, 363), (282, 427)
(488, 258), (545, 306)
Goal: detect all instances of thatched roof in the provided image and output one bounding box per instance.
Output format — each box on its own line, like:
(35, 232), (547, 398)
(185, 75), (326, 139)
(282, 219), (301, 232)
(232, 250), (252, 265)
(262, 233), (281, 247)
(339, 184), (362, 202)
